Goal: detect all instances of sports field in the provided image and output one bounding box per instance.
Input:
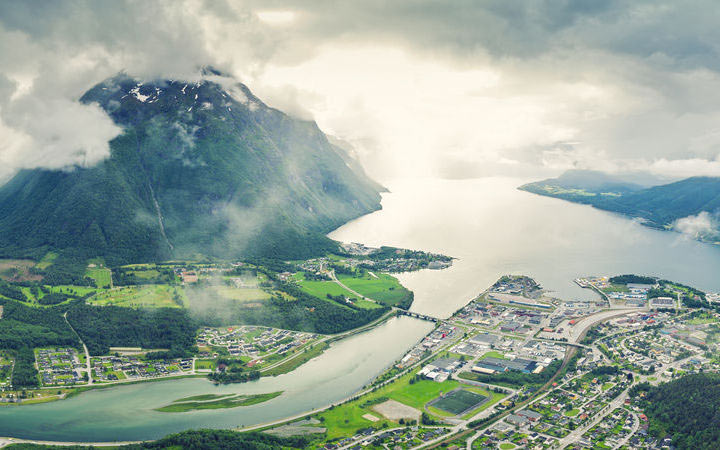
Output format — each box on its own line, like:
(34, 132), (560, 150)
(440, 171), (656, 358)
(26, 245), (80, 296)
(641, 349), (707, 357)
(429, 388), (488, 415)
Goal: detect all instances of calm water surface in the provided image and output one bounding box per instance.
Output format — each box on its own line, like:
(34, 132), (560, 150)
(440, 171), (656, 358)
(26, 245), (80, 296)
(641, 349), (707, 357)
(3, 177), (720, 441)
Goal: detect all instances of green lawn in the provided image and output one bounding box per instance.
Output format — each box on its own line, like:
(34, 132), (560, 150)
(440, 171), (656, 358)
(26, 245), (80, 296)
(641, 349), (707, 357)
(480, 351), (507, 360)
(565, 408), (580, 417)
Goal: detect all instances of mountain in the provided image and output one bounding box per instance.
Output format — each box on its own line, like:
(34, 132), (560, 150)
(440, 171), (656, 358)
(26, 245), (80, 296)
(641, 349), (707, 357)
(520, 171), (720, 241)
(0, 70), (382, 265)
(518, 169), (662, 203)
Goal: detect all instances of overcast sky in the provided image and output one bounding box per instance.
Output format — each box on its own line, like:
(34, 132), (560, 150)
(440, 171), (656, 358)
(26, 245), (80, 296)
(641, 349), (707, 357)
(2, 0), (720, 182)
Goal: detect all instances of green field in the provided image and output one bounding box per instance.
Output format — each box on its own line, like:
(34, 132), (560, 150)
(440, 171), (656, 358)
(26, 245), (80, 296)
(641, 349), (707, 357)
(85, 267), (112, 288)
(194, 359), (217, 370)
(212, 285), (271, 303)
(294, 273), (380, 310)
(47, 285), (98, 296)
(295, 274), (357, 299)
(318, 370), (461, 440)
(337, 273), (412, 307)
(429, 388), (489, 415)
(88, 285), (185, 308)
(128, 269), (161, 279)
(295, 273), (397, 310)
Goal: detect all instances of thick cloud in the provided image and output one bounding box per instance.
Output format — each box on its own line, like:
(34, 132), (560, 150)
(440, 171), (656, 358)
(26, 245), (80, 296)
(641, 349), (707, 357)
(3, 0), (720, 181)
(673, 211), (720, 240)
(0, 0), (269, 181)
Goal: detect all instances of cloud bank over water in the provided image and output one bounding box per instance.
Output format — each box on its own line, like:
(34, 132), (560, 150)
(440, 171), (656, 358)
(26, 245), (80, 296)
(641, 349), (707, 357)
(3, 1), (720, 182)
(673, 211), (720, 240)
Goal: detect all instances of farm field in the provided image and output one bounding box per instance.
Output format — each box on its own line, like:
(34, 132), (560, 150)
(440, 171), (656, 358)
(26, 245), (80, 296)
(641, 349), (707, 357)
(88, 285), (185, 308)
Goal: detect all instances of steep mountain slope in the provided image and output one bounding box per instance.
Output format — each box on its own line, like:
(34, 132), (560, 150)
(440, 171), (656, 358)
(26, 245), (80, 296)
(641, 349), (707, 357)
(520, 172), (720, 240)
(0, 71), (382, 264)
(592, 177), (720, 226)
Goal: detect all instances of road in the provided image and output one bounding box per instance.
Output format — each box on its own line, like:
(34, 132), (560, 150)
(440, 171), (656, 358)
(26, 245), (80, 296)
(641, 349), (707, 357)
(63, 312), (92, 385)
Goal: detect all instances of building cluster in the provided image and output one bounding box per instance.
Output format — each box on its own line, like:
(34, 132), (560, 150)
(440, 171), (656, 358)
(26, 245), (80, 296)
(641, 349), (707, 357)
(576, 277), (657, 306)
(472, 356), (541, 375)
(36, 348), (84, 386)
(455, 301), (550, 333)
(576, 407), (635, 449)
(490, 275), (543, 297)
(489, 370), (631, 446)
(90, 355), (192, 382)
(473, 423), (558, 449)
(323, 426), (449, 450)
(418, 357), (464, 382)
(397, 324), (461, 369)
(197, 326), (317, 360)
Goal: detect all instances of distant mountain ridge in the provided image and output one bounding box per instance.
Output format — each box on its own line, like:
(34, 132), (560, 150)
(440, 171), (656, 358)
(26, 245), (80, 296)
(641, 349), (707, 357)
(0, 70), (383, 265)
(519, 170), (720, 242)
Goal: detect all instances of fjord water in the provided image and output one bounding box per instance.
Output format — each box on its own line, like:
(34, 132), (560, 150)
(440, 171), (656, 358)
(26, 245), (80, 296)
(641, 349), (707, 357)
(3, 176), (720, 442)
(331, 177), (720, 318)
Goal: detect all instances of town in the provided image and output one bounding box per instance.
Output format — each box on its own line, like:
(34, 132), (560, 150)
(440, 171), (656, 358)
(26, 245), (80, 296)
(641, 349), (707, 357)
(251, 274), (720, 450)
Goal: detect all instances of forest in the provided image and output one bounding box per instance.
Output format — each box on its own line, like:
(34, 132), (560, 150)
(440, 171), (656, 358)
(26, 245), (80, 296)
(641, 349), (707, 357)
(633, 373), (720, 449)
(7, 429), (314, 449)
(66, 303), (197, 356)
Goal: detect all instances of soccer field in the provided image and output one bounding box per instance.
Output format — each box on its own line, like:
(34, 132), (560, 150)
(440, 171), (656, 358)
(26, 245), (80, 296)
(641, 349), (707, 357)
(430, 389), (488, 415)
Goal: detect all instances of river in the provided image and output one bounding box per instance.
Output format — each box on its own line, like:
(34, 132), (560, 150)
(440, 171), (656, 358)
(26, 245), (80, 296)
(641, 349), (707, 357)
(3, 177), (720, 441)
